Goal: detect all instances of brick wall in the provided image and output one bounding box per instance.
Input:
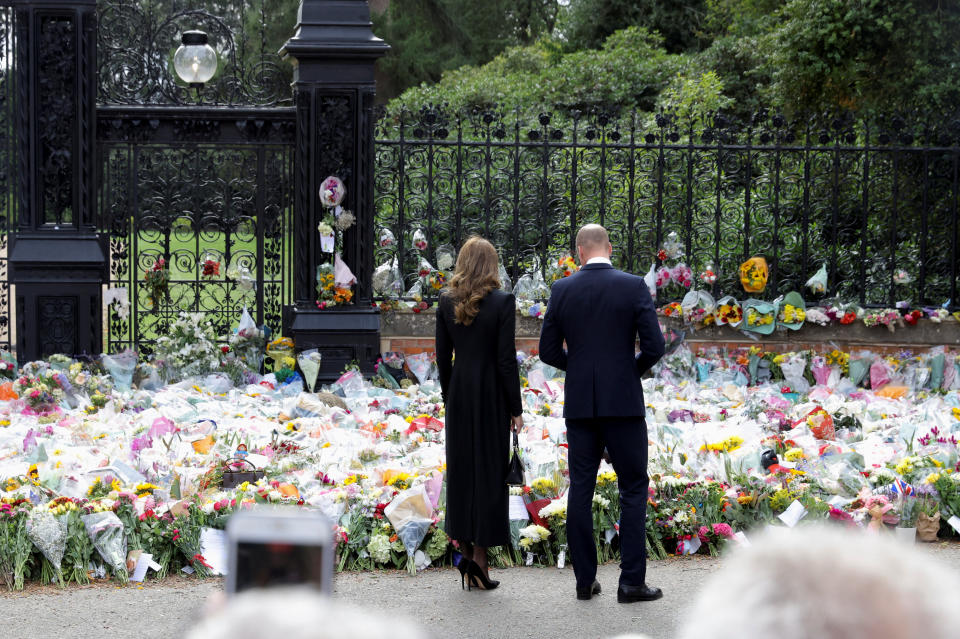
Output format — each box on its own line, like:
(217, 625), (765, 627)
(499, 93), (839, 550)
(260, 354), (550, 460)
(380, 309), (960, 357)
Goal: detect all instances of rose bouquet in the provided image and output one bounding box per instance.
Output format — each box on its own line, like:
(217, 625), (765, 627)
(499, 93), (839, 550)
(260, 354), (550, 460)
(144, 257), (170, 312)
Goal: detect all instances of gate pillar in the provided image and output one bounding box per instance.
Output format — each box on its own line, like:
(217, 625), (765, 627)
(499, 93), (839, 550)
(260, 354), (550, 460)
(281, 0), (388, 382)
(8, 0), (105, 360)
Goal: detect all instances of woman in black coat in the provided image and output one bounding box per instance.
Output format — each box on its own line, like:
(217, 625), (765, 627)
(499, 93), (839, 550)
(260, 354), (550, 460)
(436, 236), (523, 590)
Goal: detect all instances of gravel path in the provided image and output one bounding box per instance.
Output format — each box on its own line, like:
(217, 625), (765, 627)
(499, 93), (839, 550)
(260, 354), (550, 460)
(4, 542), (960, 639)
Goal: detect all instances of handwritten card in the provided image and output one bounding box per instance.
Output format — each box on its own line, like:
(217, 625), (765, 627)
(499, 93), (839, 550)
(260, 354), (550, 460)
(778, 499), (807, 528)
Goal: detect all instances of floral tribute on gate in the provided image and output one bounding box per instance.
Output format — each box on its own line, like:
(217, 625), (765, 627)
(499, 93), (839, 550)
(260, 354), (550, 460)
(315, 176), (357, 310)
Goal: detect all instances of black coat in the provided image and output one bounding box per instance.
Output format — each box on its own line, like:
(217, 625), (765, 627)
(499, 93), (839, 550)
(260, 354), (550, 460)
(538, 262), (665, 419)
(436, 289), (523, 547)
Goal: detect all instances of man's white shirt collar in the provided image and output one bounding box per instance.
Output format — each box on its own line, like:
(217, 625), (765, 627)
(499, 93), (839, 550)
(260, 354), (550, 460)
(586, 257), (612, 266)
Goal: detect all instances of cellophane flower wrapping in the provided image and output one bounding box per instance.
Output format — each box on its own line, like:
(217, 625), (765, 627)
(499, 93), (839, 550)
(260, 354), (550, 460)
(384, 486), (434, 574)
(101, 350), (138, 390)
(81, 511), (128, 580)
(26, 508), (67, 576)
(780, 352), (809, 393)
(806, 263), (828, 294)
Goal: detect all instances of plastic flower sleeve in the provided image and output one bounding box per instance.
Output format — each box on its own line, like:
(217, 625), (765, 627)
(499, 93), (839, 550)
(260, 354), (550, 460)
(499, 263), (513, 293)
(412, 228), (428, 252)
(435, 245), (456, 271)
(643, 262), (657, 300)
(81, 511), (128, 578)
(378, 227), (395, 248)
(780, 352), (810, 393)
(384, 486), (435, 573)
(26, 508), (67, 576)
(805, 264), (828, 294)
(102, 350), (138, 391)
(319, 176), (346, 208)
(373, 258), (402, 296)
(662, 231), (683, 259)
(405, 352), (438, 385)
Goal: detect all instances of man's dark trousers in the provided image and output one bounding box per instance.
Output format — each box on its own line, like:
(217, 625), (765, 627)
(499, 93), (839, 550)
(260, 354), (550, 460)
(566, 416), (649, 589)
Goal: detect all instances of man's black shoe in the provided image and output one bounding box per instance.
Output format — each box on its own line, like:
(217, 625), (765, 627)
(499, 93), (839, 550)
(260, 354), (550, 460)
(617, 583), (662, 603)
(576, 580), (601, 600)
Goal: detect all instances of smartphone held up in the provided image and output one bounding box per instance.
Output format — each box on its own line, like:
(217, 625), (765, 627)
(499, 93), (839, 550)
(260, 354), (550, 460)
(226, 506), (334, 595)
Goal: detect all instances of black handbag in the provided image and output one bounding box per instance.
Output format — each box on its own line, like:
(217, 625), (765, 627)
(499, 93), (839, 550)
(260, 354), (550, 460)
(221, 457), (266, 490)
(505, 431), (525, 486)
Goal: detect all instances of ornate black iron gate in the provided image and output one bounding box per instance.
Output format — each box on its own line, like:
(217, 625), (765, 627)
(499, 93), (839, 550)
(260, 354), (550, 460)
(95, 0), (296, 354)
(98, 109), (294, 353)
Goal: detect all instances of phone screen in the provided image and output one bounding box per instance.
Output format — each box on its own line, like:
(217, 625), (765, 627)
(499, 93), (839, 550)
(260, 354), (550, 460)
(234, 541), (326, 593)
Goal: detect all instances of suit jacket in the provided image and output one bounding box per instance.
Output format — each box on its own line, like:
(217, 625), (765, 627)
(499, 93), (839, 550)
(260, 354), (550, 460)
(538, 262), (665, 419)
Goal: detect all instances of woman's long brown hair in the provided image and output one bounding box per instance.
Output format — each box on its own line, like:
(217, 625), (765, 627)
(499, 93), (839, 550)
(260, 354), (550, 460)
(446, 236), (501, 325)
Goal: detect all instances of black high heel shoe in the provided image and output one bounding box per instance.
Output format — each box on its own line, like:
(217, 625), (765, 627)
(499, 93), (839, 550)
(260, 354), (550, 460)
(466, 561), (500, 591)
(456, 557), (475, 590)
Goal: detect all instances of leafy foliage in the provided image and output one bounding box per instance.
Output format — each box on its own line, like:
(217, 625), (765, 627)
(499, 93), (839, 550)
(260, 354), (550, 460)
(387, 27), (685, 114)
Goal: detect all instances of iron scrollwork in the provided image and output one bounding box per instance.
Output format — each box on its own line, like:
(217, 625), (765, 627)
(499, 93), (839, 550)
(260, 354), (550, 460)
(97, 0), (293, 107)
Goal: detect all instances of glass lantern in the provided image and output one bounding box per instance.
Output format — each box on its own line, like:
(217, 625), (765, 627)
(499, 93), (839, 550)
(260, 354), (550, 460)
(173, 31), (218, 88)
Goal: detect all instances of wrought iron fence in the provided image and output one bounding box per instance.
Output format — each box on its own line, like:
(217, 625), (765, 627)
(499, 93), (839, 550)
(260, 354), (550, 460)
(373, 107), (960, 310)
(0, 4), (16, 351)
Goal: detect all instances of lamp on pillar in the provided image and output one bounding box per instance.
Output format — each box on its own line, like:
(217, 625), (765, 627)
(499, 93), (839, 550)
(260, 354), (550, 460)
(173, 30), (218, 101)
(280, 0), (389, 384)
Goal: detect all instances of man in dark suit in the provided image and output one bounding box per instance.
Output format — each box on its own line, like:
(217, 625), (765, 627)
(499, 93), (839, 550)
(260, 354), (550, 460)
(539, 224), (665, 603)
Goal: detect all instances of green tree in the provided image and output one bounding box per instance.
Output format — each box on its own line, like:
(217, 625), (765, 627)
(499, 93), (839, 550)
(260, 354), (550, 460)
(387, 27), (684, 114)
(560, 0), (710, 53)
(764, 0), (960, 114)
(372, 0), (560, 100)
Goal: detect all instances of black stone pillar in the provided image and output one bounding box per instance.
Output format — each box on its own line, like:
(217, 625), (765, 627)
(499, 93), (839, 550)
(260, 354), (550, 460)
(281, 0), (389, 382)
(8, 0), (105, 360)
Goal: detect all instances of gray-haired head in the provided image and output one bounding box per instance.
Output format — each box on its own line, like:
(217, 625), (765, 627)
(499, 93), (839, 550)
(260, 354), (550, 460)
(678, 526), (960, 639)
(186, 588), (428, 639)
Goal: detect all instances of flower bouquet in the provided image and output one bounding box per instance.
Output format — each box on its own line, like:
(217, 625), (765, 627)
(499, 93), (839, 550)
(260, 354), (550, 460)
(81, 511), (128, 582)
(153, 312), (222, 381)
(384, 486), (435, 575)
(805, 263), (828, 295)
(739, 257), (768, 293)
(713, 296), (743, 327)
(777, 291), (806, 330)
(200, 254), (221, 279)
(26, 507), (67, 586)
(546, 255), (579, 283)
(0, 499), (34, 590)
(680, 290), (716, 326)
(316, 263), (353, 309)
(297, 349), (323, 393)
(518, 524), (553, 565)
(0, 349), (17, 380)
(228, 308), (266, 372)
(101, 349), (138, 391)
(697, 522), (734, 556)
(266, 336), (295, 372)
(144, 257), (170, 313)
(742, 299), (779, 335)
